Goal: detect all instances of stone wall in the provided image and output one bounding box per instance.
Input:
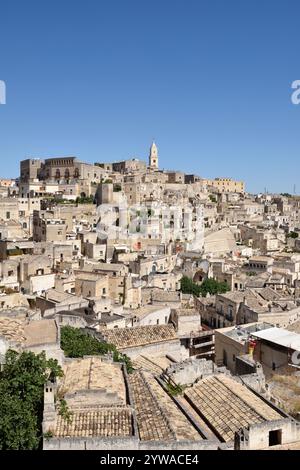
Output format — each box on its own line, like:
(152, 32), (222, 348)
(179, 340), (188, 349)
(165, 358), (228, 387)
(43, 436), (218, 450)
(120, 339), (182, 360)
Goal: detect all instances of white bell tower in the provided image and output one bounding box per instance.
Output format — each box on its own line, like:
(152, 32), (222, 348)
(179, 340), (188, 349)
(149, 141), (159, 169)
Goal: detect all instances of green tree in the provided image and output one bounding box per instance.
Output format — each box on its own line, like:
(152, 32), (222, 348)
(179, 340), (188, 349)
(113, 183), (122, 192)
(180, 276), (230, 297)
(199, 278), (230, 296)
(60, 326), (133, 373)
(75, 195), (94, 204)
(0, 350), (63, 450)
(287, 231), (299, 239)
(180, 276), (202, 296)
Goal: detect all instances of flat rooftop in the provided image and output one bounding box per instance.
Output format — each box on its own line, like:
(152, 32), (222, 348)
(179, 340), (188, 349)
(224, 322), (273, 344)
(251, 327), (300, 352)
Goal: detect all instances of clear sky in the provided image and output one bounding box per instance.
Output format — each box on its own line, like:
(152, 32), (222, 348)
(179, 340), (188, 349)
(1, 0), (300, 194)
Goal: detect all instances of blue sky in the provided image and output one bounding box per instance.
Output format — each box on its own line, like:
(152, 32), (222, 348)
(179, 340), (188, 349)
(0, 0), (300, 193)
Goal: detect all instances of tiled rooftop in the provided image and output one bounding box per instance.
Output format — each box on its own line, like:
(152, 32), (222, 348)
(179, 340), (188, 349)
(24, 319), (58, 346)
(55, 406), (132, 438)
(61, 357), (126, 404)
(128, 371), (176, 441)
(175, 308), (200, 317)
(143, 372), (202, 441)
(132, 354), (175, 375)
(102, 324), (178, 349)
(0, 317), (59, 347)
(184, 374), (281, 442)
(132, 355), (164, 375)
(0, 317), (26, 343)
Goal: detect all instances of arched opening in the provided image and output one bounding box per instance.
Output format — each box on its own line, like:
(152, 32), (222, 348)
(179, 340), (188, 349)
(193, 270), (206, 284)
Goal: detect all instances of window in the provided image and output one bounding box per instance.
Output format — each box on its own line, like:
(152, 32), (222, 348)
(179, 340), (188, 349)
(156, 319), (159, 325)
(6, 212), (10, 219)
(223, 350), (227, 366)
(233, 354), (236, 362)
(269, 429), (282, 447)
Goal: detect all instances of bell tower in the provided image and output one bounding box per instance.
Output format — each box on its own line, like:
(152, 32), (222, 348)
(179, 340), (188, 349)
(149, 141), (159, 170)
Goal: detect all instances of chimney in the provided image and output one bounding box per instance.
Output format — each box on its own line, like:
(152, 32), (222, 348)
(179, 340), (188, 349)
(42, 381), (57, 434)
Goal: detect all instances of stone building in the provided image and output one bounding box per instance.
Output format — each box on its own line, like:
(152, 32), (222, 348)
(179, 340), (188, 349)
(33, 210), (67, 242)
(99, 324), (182, 360)
(202, 177), (245, 194)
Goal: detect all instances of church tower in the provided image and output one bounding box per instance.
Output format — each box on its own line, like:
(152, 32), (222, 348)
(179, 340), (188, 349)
(149, 141), (159, 170)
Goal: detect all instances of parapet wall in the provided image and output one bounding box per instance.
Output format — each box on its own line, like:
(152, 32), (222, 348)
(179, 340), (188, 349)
(43, 436), (218, 450)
